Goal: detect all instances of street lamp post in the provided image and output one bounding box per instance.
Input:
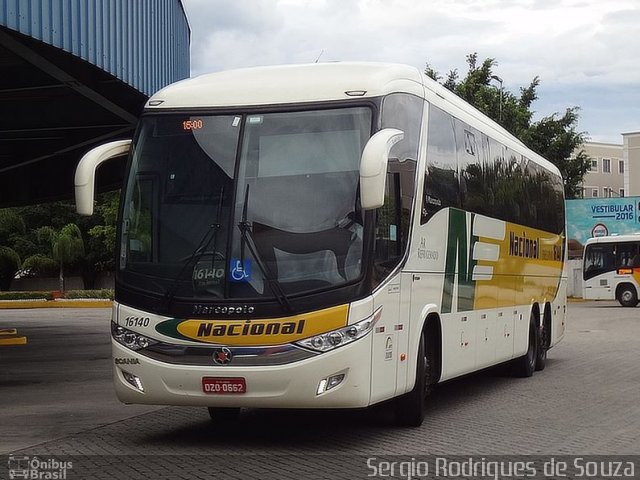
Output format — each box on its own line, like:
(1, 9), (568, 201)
(490, 75), (503, 124)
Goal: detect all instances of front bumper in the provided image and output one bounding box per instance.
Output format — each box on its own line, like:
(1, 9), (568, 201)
(112, 334), (373, 408)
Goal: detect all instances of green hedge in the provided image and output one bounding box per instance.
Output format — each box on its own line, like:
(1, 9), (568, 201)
(62, 289), (114, 300)
(0, 289), (114, 300)
(0, 291), (53, 300)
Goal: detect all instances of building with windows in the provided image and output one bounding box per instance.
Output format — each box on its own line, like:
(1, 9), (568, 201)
(578, 135), (640, 199)
(579, 141), (625, 198)
(623, 131), (640, 197)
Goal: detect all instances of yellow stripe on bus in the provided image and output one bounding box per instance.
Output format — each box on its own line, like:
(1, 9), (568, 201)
(176, 304), (350, 346)
(474, 221), (564, 309)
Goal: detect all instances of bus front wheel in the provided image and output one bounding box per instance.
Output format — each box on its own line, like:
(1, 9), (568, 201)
(618, 285), (638, 307)
(394, 333), (432, 427)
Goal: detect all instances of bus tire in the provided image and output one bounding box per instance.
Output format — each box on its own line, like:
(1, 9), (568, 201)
(618, 285), (638, 307)
(535, 312), (549, 371)
(535, 325), (547, 371)
(394, 333), (431, 427)
(513, 316), (537, 378)
(208, 407), (241, 423)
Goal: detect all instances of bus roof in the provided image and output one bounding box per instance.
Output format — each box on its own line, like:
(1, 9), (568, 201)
(145, 62), (560, 177)
(147, 62), (424, 108)
(585, 234), (640, 245)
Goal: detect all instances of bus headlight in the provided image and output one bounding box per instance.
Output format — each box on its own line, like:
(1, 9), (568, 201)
(296, 307), (382, 352)
(111, 321), (158, 351)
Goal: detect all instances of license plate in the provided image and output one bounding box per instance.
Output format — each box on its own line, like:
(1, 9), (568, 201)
(202, 377), (246, 394)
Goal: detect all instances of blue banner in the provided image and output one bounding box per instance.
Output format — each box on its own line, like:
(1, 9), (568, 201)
(566, 197), (640, 246)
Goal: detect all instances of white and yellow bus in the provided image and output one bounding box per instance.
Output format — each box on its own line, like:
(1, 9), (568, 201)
(75, 63), (567, 426)
(583, 234), (640, 306)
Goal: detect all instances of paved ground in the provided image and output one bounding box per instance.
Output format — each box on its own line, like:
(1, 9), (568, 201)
(0, 308), (160, 454)
(0, 303), (638, 479)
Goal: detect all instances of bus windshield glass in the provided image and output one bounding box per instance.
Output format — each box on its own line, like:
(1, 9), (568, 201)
(119, 107), (372, 301)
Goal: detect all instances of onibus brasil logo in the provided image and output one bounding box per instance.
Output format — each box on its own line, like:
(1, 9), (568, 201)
(7, 456), (72, 479)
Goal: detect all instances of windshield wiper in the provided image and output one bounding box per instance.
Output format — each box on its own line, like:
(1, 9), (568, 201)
(164, 186), (225, 307)
(238, 184), (292, 312)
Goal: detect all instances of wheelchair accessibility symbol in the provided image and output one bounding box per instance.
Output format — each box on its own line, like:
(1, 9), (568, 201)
(230, 259), (252, 282)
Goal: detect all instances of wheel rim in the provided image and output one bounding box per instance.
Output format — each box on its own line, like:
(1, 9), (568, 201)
(527, 326), (536, 367)
(422, 353), (429, 399)
(621, 290), (633, 303)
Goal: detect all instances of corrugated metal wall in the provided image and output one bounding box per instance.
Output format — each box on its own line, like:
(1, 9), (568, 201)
(0, 0), (190, 96)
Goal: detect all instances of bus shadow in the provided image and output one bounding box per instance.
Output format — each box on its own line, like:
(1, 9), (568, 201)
(142, 362), (545, 449)
(143, 404), (394, 449)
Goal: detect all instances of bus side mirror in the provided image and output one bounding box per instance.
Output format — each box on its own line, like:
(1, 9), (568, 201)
(75, 139), (131, 215)
(359, 128), (404, 210)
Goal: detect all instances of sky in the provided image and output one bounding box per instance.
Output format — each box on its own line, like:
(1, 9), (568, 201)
(180, 0), (639, 144)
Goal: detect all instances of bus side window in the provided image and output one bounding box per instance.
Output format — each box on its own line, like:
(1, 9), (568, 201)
(373, 171), (402, 283)
(616, 243), (638, 267)
(373, 93), (421, 285)
(457, 121), (486, 216)
(381, 93), (420, 237)
(422, 105), (459, 224)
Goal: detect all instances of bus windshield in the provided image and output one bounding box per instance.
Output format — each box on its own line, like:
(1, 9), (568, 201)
(119, 107), (372, 301)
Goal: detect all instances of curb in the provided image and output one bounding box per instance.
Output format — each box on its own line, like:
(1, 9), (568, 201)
(567, 297), (586, 303)
(0, 300), (112, 309)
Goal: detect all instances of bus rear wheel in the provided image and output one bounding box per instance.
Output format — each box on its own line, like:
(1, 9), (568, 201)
(535, 319), (548, 371)
(394, 333), (432, 427)
(512, 317), (537, 378)
(208, 407), (241, 423)
(618, 285), (638, 307)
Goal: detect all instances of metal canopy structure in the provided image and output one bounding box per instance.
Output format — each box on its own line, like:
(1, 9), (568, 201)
(0, 26), (139, 206)
(0, 0), (190, 207)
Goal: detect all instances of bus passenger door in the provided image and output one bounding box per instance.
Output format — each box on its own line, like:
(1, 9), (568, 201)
(370, 276), (402, 404)
(369, 168), (411, 403)
(583, 243), (614, 299)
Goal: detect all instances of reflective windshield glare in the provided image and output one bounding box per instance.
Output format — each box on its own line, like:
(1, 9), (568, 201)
(120, 107), (372, 301)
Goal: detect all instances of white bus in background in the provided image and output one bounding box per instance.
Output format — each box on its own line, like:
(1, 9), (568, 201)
(75, 63), (567, 427)
(583, 234), (640, 306)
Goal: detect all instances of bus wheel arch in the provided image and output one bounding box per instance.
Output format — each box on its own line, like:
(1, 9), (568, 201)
(616, 283), (638, 307)
(394, 312), (441, 427)
(422, 313), (442, 385)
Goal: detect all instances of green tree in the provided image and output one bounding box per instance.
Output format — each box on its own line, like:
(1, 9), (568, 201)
(0, 209), (26, 244)
(0, 194), (120, 290)
(0, 210), (26, 291)
(82, 191), (120, 288)
(0, 246), (20, 291)
(425, 53), (590, 198)
(3, 201), (78, 265)
(87, 191), (119, 270)
(31, 224), (85, 292)
(21, 254), (58, 277)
